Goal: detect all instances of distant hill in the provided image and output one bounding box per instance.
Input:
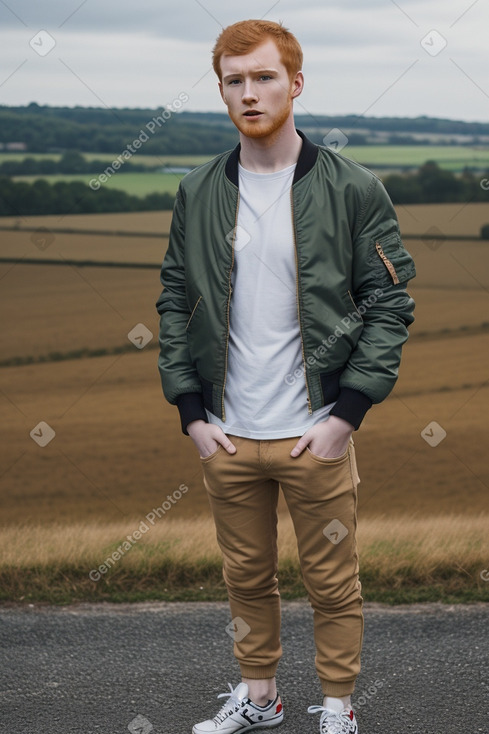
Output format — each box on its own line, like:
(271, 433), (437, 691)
(0, 104), (488, 154)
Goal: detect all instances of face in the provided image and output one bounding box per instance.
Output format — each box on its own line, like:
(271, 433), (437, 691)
(218, 38), (303, 140)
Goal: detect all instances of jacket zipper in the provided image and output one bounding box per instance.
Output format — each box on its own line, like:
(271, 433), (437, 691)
(375, 242), (400, 285)
(290, 189), (312, 415)
(221, 192), (240, 422)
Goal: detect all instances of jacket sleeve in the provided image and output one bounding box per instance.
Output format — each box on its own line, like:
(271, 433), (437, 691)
(330, 176), (416, 429)
(155, 184), (208, 435)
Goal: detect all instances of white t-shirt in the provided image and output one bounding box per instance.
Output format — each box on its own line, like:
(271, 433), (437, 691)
(206, 161), (334, 438)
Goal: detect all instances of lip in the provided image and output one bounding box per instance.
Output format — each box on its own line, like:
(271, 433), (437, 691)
(243, 110), (263, 117)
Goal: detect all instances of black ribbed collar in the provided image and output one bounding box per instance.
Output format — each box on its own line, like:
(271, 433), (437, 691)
(224, 128), (318, 187)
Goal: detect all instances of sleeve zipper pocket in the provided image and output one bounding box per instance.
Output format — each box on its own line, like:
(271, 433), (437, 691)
(375, 242), (400, 285)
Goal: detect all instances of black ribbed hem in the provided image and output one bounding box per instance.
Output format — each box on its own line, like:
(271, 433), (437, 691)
(330, 387), (373, 430)
(175, 392), (208, 435)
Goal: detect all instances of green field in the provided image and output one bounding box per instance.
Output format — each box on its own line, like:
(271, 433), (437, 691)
(6, 145), (489, 197)
(13, 172), (184, 196)
(345, 145), (489, 169)
(3, 145), (489, 171)
(0, 152), (213, 167)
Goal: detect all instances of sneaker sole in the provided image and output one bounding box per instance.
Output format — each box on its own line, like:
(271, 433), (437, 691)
(192, 713), (284, 734)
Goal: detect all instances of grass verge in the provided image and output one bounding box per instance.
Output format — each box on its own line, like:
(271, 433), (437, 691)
(1, 515), (487, 605)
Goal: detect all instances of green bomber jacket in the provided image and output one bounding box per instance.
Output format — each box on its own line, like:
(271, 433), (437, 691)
(155, 130), (416, 435)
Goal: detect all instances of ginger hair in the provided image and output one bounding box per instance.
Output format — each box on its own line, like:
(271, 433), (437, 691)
(212, 19), (303, 82)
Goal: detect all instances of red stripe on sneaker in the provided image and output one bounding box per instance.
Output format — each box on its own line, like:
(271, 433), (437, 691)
(276, 703), (283, 714)
(349, 709), (354, 720)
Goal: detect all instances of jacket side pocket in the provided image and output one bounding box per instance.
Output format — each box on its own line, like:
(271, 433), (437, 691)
(185, 295), (202, 330)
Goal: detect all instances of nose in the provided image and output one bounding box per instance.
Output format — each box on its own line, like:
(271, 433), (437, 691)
(241, 79), (258, 104)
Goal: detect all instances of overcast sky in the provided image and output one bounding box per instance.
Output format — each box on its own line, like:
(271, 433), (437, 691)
(0, 0), (488, 122)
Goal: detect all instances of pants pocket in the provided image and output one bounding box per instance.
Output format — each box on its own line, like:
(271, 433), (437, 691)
(305, 444), (350, 465)
(199, 444), (224, 462)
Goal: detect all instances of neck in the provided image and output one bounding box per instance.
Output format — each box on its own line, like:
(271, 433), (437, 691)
(238, 115), (302, 173)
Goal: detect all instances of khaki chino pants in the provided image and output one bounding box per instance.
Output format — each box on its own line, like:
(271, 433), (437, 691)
(200, 434), (363, 696)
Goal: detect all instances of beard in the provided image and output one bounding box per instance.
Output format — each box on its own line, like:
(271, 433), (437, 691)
(227, 95), (293, 140)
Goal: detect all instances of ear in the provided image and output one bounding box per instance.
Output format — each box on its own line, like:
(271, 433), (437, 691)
(291, 71), (304, 100)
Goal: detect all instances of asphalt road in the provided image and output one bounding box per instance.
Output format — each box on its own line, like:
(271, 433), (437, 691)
(0, 601), (487, 734)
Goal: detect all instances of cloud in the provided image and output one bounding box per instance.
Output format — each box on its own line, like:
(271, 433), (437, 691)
(0, 0), (488, 120)
(0, 0), (471, 37)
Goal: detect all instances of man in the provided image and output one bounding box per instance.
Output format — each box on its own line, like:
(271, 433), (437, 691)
(156, 19), (415, 734)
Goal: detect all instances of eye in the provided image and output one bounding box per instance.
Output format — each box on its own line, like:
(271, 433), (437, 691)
(228, 79), (241, 85)
(259, 75), (272, 81)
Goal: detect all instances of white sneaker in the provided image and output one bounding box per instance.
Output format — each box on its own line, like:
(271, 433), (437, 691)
(192, 682), (284, 733)
(307, 705), (358, 734)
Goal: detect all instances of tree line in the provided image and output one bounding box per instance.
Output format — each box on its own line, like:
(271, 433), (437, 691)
(385, 161), (489, 204)
(0, 151), (153, 176)
(0, 177), (174, 217)
(1, 104), (488, 154)
(0, 161), (488, 217)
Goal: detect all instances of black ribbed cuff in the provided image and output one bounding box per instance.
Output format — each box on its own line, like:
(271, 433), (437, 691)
(330, 387), (373, 430)
(175, 392), (208, 435)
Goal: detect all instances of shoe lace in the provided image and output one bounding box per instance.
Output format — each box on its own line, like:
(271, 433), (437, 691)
(213, 683), (244, 725)
(307, 705), (352, 734)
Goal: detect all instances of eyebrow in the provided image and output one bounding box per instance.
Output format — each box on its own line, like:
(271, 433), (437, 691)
(222, 68), (278, 82)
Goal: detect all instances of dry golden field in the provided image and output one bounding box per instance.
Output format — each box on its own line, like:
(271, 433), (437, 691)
(0, 203), (488, 600)
(0, 515), (486, 603)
